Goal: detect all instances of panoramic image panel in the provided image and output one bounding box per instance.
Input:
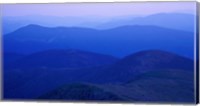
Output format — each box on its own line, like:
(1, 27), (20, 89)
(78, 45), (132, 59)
(0, 1), (198, 103)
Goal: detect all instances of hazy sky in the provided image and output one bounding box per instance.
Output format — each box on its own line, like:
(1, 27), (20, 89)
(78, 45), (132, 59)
(1, 2), (196, 18)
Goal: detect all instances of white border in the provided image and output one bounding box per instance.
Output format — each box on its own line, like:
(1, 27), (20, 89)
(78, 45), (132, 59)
(0, 0), (197, 3)
(0, 0), (199, 106)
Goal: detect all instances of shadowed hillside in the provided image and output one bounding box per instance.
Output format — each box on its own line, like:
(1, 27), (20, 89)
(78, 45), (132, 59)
(3, 49), (118, 98)
(3, 50), (194, 102)
(92, 50), (194, 83)
(38, 83), (126, 101)
(39, 69), (194, 103)
(6, 49), (118, 69)
(3, 52), (25, 65)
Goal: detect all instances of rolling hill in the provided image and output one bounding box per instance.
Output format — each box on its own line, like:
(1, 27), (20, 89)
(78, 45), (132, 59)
(3, 49), (118, 99)
(3, 50), (194, 100)
(92, 50), (194, 83)
(7, 49), (118, 69)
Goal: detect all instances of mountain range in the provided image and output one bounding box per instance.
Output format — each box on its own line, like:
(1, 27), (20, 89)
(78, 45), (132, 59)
(3, 49), (195, 103)
(2, 13), (195, 34)
(97, 13), (195, 32)
(2, 13), (196, 103)
(3, 24), (194, 58)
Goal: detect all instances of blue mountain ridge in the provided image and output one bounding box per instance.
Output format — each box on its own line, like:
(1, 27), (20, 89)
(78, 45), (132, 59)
(2, 13), (195, 34)
(2, 20), (196, 103)
(97, 13), (195, 32)
(3, 24), (194, 59)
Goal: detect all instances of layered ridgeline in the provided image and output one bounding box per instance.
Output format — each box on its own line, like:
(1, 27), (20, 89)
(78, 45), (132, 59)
(2, 13), (195, 34)
(98, 13), (195, 32)
(3, 19), (195, 102)
(4, 24), (194, 58)
(3, 49), (194, 103)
